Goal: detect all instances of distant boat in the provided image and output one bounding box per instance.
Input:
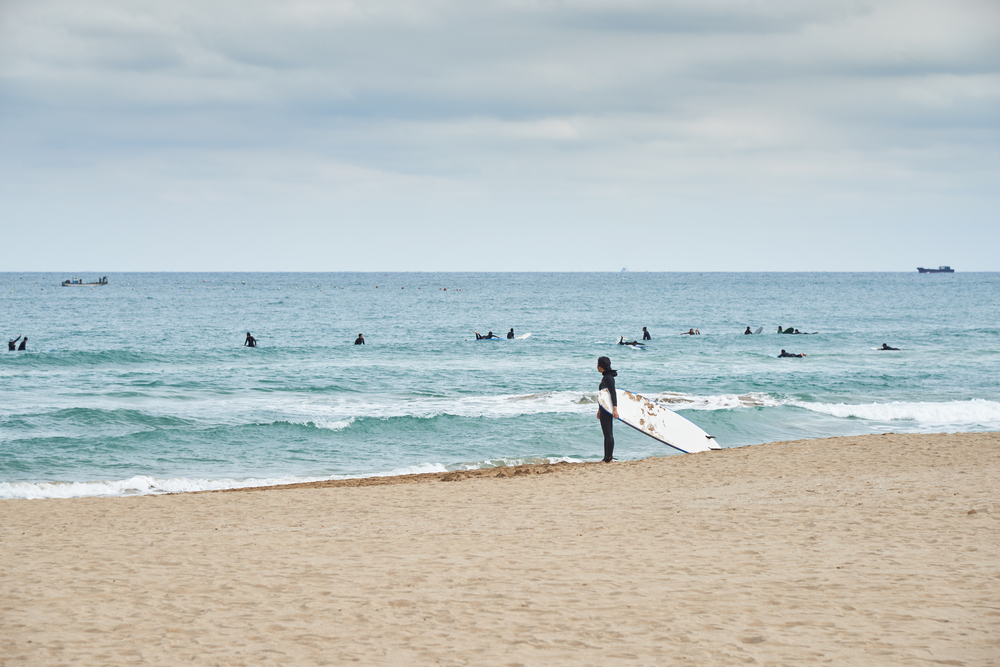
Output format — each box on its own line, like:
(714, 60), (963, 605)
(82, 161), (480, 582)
(62, 276), (108, 286)
(917, 266), (954, 273)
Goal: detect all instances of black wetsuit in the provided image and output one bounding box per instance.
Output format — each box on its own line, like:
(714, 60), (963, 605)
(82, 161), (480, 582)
(18, 339), (26, 351)
(880, 345), (899, 351)
(778, 351), (803, 358)
(355, 336), (364, 345)
(244, 335), (256, 348)
(476, 332), (496, 339)
(507, 329), (514, 339)
(599, 369), (618, 462)
(8, 336), (19, 351)
(745, 327), (752, 335)
(643, 330), (651, 340)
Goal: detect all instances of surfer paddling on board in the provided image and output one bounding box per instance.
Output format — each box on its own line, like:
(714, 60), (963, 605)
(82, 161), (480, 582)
(475, 331), (497, 339)
(596, 356), (618, 463)
(681, 328), (700, 335)
(244, 332), (257, 348)
(642, 327), (651, 340)
(507, 328), (515, 339)
(778, 349), (806, 358)
(879, 343), (900, 351)
(618, 336), (642, 346)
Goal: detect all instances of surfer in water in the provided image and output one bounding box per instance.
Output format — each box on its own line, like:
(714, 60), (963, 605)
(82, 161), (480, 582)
(507, 328), (515, 339)
(17, 336), (27, 351)
(642, 327), (651, 340)
(596, 356), (619, 463)
(244, 332), (257, 347)
(475, 331), (497, 339)
(354, 334), (365, 345)
(8, 335), (21, 351)
(745, 326), (753, 335)
(879, 343), (900, 351)
(681, 328), (699, 335)
(618, 336), (642, 346)
(778, 349), (806, 358)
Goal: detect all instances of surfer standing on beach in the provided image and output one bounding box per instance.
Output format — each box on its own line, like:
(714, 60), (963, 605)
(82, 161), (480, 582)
(597, 356), (619, 463)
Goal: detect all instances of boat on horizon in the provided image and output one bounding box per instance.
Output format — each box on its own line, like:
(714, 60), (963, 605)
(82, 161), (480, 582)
(62, 276), (108, 286)
(917, 266), (954, 274)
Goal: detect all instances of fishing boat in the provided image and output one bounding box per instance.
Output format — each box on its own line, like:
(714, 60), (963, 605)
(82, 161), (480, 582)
(916, 266), (954, 273)
(61, 276), (108, 286)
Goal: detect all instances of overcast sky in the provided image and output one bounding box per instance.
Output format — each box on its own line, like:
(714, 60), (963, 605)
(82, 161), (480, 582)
(1, 0), (997, 271)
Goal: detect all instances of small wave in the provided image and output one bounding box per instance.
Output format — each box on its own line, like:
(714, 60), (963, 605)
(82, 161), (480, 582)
(791, 398), (1000, 427)
(0, 474), (332, 500)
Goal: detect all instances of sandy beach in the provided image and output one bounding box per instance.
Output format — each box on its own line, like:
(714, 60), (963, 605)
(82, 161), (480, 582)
(2, 431), (997, 666)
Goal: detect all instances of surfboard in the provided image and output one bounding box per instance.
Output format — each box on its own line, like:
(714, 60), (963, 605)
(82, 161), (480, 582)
(599, 388), (721, 454)
(753, 327), (763, 334)
(516, 333), (532, 339)
(768, 354), (779, 358)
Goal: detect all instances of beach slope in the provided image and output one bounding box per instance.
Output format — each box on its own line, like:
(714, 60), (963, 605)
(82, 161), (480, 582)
(2, 432), (998, 665)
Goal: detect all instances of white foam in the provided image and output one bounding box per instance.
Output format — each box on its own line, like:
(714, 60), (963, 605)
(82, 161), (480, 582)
(293, 417), (355, 431)
(791, 398), (1000, 428)
(644, 391), (782, 410)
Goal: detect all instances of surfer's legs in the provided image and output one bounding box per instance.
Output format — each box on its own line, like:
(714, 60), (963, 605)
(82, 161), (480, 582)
(599, 411), (614, 462)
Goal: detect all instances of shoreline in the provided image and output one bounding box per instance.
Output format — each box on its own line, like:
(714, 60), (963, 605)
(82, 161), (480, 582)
(2, 431), (997, 665)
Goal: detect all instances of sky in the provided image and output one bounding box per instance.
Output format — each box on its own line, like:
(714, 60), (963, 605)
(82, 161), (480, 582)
(1, 0), (998, 271)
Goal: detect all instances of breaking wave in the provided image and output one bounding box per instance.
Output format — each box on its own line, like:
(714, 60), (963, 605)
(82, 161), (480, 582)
(791, 398), (1000, 428)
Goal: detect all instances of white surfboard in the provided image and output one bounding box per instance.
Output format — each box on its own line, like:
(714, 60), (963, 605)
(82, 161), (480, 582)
(599, 388), (721, 454)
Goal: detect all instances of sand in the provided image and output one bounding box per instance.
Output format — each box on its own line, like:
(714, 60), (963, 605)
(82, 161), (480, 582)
(1, 431), (998, 666)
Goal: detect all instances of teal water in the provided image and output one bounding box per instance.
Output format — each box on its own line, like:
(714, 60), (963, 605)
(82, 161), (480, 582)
(2, 272), (998, 498)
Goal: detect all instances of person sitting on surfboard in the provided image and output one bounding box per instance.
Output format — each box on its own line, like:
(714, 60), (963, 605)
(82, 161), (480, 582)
(244, 332), (257, 347)
(596, 356), (619, 463)
(642, 327), (651, 340)
(880, 343), (900, 351)
(475, 331), (497, 339)
(507, 328), (515, 339)
(778, 349), (806, 358)
(354, 334), (365, 345)
(618, 336), (642, 346)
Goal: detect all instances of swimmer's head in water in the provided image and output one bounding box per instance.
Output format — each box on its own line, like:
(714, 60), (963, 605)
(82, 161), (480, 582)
(597, 356), (612, 372)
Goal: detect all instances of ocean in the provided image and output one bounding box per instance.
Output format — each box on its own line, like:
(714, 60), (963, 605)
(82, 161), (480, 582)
(2, 271), (997, 499)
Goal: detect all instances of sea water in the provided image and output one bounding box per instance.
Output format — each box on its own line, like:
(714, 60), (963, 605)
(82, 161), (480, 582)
(1, 272), (997, 498)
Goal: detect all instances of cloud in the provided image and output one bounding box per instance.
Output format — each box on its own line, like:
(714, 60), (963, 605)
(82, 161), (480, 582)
(0, 0), (997, 270)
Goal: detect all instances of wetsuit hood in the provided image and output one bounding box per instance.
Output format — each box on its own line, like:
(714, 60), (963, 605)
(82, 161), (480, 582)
(602, 369), (618, 378)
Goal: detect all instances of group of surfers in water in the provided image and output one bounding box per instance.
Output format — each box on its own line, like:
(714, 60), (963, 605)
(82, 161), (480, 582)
(239, 326), (901, 357)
